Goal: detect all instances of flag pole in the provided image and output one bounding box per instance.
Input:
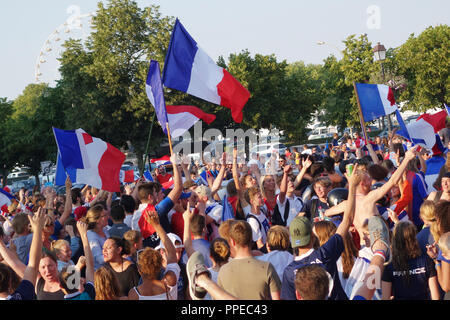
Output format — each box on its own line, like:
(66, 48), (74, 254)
(353, 82), (369, 142)
(142, 113), (156, 175)
(166, 123), (174, 155)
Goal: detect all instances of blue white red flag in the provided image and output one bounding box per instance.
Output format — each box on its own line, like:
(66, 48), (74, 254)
(53, 128), (125, 192)
(162, 19), (250, 123)
(355, 83), (398, 122)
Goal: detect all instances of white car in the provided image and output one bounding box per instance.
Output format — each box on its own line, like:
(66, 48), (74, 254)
(249, 143), (287, 158)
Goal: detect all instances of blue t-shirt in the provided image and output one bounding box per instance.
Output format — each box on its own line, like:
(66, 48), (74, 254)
(64, 282), (96, 300)
(381, 254), (436, 300)
(7, 280), (36, 300)
(416, 227), (435, 255)
(281, 233), (348, 300)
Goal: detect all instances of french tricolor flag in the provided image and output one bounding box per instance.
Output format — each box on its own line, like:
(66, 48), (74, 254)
(162, 19), (250, 123)
(53, 128), (126, 192)
(166, 105), (216, 138)
(151, 156), (171, 167)
(0, 188), (15, 217)
(355, 83), (398, 122)
(397, 110), (447, 151)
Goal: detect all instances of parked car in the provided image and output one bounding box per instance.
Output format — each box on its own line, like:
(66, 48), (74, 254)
(249, 142), (287, 158)
(308, 127), (334, 141)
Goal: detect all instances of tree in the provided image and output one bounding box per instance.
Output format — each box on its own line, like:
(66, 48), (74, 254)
(3, 86), (66, 187)
(395, 25), (450, 112)
(58, 0), (175, 172)
(319, 34), (377, 131)
(0, 97), (14, 186)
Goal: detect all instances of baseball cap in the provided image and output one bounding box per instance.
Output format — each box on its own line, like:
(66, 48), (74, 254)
(155, 233), (184, 250)
(179, 192), (192, 200)
(289, 216), (312, 248)
(443, 172), (450, 179)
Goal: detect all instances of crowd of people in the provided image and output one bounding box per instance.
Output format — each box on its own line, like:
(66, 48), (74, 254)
(0, 127), (449, 301)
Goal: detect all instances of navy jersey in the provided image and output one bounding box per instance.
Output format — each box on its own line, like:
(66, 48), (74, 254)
(382, 254), (436, 300)
(281, 234), (348, 300)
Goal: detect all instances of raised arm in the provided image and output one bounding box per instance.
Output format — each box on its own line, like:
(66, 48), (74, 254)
(24, 208), (46, 286)
(366, 143), (380, 165)
(366, 146), (418, 204)
(336, 164), (359, 237)
(232, 148), (249, 207)
(0, 236), (26, 278)
(278, 165), (292, 205)
(167, 154), (182, 203)
(145, 208), (177, 265)
(58, 176), (73, 226)
(182, 202), (195, 259)
(211, 153), (227, 199)
(76, 221), (94, 283)
(294, 156), (312, 188)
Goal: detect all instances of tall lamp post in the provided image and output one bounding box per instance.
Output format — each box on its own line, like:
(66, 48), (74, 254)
(373, 42), (392, 132)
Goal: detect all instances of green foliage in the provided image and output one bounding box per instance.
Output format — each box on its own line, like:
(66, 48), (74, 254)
(396, 25), (450, 112)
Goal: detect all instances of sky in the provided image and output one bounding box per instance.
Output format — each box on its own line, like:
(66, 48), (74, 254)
(1, 0), (448, 101)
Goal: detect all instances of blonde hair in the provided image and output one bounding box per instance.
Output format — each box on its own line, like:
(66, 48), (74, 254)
(51, 239), (70, 255)
(314, 220), (337, 246)
(267, 225), (290, 251)
(195, 185), (211, 199)
(124, 230), (142, 244)
(420, 200), (436, 223)
(209, 238), (230, 265)
(81, 205), (104, 230)
(94, 267), (121, 300)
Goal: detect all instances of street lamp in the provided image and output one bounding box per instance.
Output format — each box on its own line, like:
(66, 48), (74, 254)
(373, 42), (392, 131)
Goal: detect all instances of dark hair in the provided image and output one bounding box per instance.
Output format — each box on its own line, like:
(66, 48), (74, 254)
(322, 157), (335, 173)
(63, 218), (79, 236)
(108, 236), (131, 256)
(110, 205), (125, 222)
(0, 264), (20, 294)
(368, 164), (389, 182)
(393, 143), (405, 158)
(382, 159), (395, 172)
(120, 195), (136, 214)
(310, 163), (325, 178)
(71, 188), (82, 205)
(294, 265), (329, 300)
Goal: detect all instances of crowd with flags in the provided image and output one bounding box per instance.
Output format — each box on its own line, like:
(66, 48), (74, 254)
(0, 19), (449, 302)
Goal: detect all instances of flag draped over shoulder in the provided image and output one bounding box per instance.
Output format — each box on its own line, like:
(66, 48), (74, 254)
(53, 128), (125, 192)
(162, 19), (250, 123)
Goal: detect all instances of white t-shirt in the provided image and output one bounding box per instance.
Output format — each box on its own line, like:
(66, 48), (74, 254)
(244, 206), (271, 244)
(276, 195), (304, 227)
(255, 250), (293, 281)
(124, 214), (133, 229)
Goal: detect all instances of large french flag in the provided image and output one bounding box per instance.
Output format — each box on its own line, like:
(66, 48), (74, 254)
(355, 83), (398, 122)
(53, 128), (126, 192)
(166, 105), (216, 138)
(162, 19), (250, 123)
(0, 188), (15, 216)
(397, 110), (447, 151)
(146, 60), (169, 134)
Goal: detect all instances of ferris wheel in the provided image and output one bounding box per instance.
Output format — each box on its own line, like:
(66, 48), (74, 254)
(35, 5), (95, 84)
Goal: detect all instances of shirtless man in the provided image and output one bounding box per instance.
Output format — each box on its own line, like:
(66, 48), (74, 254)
(324, 146), (419, 246)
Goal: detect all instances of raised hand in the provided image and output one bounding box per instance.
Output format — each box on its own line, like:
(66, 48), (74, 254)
(144, 207), (160, 227)
(28, 207), (46, 233)
(302, 156), (312, 170)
